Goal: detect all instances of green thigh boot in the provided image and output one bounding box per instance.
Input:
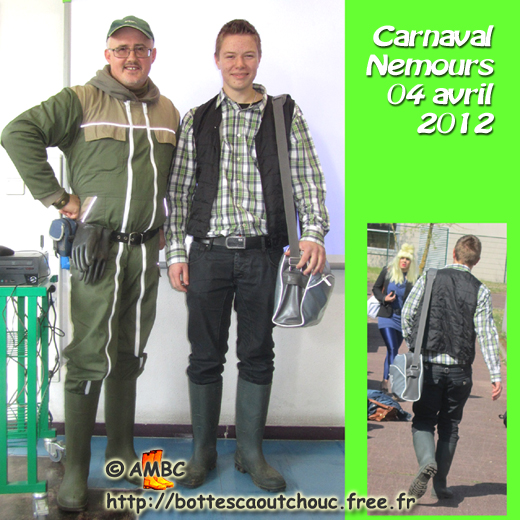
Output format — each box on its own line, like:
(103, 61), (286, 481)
(234, 378), (286, 492)
(175, 380), (222, 488)
(408, 430), (438, 499)
(432, 441), (457, 499)
(57, 381), (102, 512)
(104, 378), (142, 486)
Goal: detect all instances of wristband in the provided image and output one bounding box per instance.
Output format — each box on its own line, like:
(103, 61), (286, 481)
(52, 191), (70, 210)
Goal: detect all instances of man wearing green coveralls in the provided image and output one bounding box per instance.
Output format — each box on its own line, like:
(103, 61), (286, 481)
(1, 16), (179, 512)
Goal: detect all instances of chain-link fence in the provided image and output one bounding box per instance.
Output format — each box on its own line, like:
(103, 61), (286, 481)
(368, 224), (507, 284)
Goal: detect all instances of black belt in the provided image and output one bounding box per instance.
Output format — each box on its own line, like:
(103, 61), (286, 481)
(111, 227), (160, 245)
(193, 236), (272, 250)
(423, 362), (471, 370)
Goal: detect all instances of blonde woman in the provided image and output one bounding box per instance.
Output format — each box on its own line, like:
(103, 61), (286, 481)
(372, 244), (418, 392)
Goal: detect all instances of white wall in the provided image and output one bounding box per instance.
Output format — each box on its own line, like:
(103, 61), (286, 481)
(447, 224), (507, 284)
(0, 0), (345, 428)
(0, 0), (64, 276)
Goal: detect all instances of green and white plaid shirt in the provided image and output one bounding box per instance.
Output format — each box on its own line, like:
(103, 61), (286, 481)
(165, 84), (329, 264)
(401, 264), (502, 383)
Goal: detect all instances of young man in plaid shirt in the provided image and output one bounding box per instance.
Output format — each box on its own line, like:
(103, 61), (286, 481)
(401, 235), (502, 500)
(165, 19), (329, 492)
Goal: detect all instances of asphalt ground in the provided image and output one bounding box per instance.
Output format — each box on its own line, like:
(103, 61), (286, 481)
(366, 283), (507, 516)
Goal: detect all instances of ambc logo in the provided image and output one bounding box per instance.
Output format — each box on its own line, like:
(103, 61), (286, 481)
(105, 449), (186, 490)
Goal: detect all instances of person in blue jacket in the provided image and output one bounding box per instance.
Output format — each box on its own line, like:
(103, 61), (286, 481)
(372, 243), (417, 392)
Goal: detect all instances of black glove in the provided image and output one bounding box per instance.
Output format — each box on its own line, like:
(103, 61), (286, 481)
(71, 223), (104, 272)
(81, 227), (112, 285)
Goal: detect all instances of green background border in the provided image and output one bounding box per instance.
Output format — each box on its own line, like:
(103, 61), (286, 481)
(346, 0), (515, 517)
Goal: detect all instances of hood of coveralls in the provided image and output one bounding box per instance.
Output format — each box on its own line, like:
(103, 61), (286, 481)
(87, 65), (161, 104)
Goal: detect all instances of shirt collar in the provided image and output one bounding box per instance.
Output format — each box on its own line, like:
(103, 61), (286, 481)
(445, 263), (471, 272)
(215, 84), (267, 112)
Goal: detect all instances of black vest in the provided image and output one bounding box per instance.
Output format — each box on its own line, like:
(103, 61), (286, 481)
(410, 268), (482, 363)
(187, 94), (295, 248)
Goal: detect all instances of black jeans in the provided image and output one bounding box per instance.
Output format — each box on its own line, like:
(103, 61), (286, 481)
(412, 363), (473, 443)
(186, 241), (284, 386)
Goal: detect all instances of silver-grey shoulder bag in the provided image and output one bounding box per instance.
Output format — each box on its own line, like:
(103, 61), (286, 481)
(271, 95), (335, 328)
(389, 268), (438, 401)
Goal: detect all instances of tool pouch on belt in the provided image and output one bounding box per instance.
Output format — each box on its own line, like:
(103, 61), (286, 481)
(49, 217), (78, 257)
(71, 223), (112, 284)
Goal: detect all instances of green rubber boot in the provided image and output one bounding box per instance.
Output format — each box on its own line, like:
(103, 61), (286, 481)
(408, 430), (438, 499)
(234, 378), (286, 492)
(175, 380), (222, 488)
(57, 381), (102, 512)
(104, 378), (142, 486)
(431, 441), (457, 499)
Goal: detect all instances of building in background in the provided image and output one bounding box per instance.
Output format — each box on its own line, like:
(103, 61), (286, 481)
(368, 223), (507, 284)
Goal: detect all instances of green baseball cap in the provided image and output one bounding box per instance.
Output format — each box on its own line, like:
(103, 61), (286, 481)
(107, 16), (154, 41)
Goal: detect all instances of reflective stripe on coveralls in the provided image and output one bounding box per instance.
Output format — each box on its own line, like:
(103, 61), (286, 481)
(81, 121), (176, 134)
(103, 101), (137, 378)
(134, 103), (159, 358)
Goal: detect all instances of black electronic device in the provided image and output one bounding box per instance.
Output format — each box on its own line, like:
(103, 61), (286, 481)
(0, 251), (50, 286)
(0, 245), (15, 256)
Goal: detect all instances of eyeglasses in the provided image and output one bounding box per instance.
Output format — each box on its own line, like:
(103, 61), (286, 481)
(108, 45), (153, 58)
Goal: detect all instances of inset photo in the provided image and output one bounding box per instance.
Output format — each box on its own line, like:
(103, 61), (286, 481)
(367, 223), (506, 515)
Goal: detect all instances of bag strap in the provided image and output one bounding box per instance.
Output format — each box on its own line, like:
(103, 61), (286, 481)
(273, 95), (300, 266)
(368, 398), (393, 410)
(412, 268), (438, 365)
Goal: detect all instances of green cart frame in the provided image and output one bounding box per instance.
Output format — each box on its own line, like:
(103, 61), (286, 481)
(0, 281), (59, 515)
